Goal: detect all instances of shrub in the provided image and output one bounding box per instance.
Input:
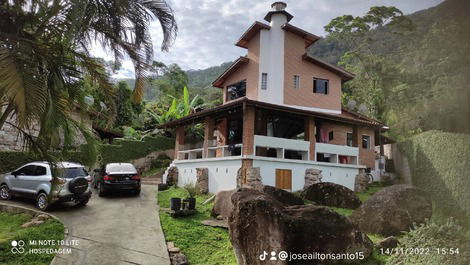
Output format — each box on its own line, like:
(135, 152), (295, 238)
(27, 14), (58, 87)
(183, 182), (199, 198)
(386, 219), (470, 265)
(398, 130), (470, 224)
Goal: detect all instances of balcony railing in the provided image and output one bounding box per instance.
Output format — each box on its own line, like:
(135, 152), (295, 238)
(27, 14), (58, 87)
(254, 135), (310, 160)
(315, 142), (359, 165)
(177, 142), (242, 160)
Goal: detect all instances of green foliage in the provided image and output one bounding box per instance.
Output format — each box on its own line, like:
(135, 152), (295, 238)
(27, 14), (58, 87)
(387, 218), (470, 265)
(100, 136), (174, 165)
(158, 187), (237, 265)
(183, 182), (199, 198)
(0, 212), (64, 265)
(398, 131), (470, 225)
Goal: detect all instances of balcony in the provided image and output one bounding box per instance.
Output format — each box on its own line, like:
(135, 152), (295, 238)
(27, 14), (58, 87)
(315, 142), (358, 165)
(254, 135), (310, 160)
(177, 141), (242, 160)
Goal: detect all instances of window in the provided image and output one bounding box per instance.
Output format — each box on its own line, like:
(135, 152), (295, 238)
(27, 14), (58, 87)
(34, 166), (47, 176)
(226, 80), (246, 101)
(261, 73), (268, 90)
(59, 167), (88, 179)
(362, 135), (371, 149)
(293, 75), (300, 89)
(328, 131), (334, 141)
(346, 132), (353, 147)
(15, 165), (37, 176)
(313, 78), (329, 94)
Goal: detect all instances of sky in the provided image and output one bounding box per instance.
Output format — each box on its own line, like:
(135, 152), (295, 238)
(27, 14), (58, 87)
(92, 0), (445, 79)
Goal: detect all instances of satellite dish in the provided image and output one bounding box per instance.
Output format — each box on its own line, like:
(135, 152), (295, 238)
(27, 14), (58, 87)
(347, 99), (357, 110)
(100, 101), (108, 111)
(84, 96), (94, 106)
(358, 103), (368, 114)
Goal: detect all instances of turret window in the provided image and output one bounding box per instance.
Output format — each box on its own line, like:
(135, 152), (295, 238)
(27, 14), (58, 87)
(313, 78), (329, 94)
(227, 80), (246, 101)
(294, 75), (300, 89)
(261, 73), (268, 90)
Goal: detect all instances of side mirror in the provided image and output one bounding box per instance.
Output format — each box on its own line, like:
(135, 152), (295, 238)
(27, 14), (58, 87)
(11, 171), (18, 177)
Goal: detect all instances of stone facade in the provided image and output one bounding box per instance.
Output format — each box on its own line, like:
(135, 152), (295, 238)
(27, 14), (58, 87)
(354, 172), (369, 192)
(304, 168), (323, 190)
(196, 168), (209, 194)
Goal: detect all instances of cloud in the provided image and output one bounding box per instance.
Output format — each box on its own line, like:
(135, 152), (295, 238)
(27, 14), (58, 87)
(91, 0), (444, 78)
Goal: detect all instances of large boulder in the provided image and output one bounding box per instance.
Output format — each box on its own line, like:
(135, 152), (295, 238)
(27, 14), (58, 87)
(304, 168), (323, 190)
(262, 185), (304, 206)
(301, 182), (362, 209)
(211, 190), (236, 220)
(350, 184), (432, 236)
(166, 166), (178, 186)
(229, 188), (373, 265)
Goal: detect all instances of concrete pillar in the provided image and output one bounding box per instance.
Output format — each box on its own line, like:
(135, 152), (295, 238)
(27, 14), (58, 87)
(174, 126), (185, 160)
(203, 117), (215, 158)
(242, 104), (255, 156)
(304, 117), (316, 161)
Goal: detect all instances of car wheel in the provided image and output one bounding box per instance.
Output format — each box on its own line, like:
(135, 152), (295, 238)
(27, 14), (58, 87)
(0, 184), (12, 200)
(98, 182), (105, 197)
(36, 192), (50, 211)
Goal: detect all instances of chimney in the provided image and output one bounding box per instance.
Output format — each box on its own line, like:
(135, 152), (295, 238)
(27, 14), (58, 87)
(264, 1), (293, 25)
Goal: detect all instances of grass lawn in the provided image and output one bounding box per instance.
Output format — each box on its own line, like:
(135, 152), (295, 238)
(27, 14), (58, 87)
(0, 211), (65, 265)
(158, 187), (237, 265)
(158, 185), (388, 265)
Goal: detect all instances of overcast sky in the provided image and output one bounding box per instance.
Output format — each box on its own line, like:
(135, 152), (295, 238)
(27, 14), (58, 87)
(92, 0), (444, 79)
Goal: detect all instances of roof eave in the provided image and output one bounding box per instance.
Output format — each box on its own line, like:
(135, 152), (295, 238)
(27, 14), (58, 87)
(302, 54), (355, 81)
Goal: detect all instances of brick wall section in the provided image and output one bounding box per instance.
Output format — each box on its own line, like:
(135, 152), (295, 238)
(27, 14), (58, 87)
(222, 33), (260, 103)
(174, 126), (185, 159)
(203, 117), (215, 158)
(242, 105), (255, 156)
(283, 31), (342, 111)
(358, 127), (376, 169)
(304, 117), (316, 160)
(320, 122), (353, 146)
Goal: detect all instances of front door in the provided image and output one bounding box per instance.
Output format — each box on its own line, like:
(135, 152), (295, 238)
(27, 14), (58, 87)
(275, 169), (292, 191)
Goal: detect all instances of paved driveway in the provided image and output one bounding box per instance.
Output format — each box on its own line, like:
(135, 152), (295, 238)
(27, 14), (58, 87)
(4, 185), (170, 265)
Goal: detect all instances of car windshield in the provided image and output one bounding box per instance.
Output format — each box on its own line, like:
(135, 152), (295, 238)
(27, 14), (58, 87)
(58, 167), (88, 179)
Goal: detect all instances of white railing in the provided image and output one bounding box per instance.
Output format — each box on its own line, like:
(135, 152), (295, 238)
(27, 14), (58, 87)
(177, 144), (242, 160)
(315, 143), (359, 165)
(254, 135), (310, 160)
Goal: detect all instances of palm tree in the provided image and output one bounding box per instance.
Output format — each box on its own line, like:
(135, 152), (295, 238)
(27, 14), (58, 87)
(0, 0), (177, 163)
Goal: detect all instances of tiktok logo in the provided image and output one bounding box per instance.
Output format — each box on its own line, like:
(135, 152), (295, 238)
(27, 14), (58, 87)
(259, 251), (268, 261)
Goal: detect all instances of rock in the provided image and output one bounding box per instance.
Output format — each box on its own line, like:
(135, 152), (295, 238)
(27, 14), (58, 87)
(350, 184), (432, 236)
(167, 242), (175, 249)
(354, 172), (369, 192)
(202, 219), (229, 229)
(376, 236), (399, 249)
(21, 220), (44, 228)
(301, 182), (362, 209)
(170, 252), (189, 265)
(196, 168), (209, 194)
(216, 215), (224, 220)
(169, 247), (180, 253)
(158, 183), (169, 191)
(35, 214), (50, 221)
(166, 166), (178, 186)
(211, 190), (236, 220)
(262, 185), (303, 206)
(229, 188), (373, 265)
(304, 168), (323, 190)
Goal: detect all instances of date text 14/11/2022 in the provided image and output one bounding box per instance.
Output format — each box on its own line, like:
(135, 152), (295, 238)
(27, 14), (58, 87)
(380, 248), (460, 256)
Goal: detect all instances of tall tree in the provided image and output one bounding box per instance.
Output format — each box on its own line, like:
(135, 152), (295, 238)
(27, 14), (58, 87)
(0, 0), (177, 162)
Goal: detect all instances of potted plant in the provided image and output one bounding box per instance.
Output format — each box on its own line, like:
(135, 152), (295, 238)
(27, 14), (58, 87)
(170, 197), (181, 211)
(183, 183), (197, 210)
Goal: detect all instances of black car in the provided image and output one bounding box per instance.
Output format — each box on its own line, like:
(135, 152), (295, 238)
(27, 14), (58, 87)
(93, 163), (140, 196)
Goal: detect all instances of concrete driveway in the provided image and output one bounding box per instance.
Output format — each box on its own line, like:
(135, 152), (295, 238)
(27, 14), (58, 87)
(3, 185), (170, 265)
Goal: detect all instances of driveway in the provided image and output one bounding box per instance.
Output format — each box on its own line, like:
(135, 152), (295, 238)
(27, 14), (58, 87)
(3, 185), (170, 265)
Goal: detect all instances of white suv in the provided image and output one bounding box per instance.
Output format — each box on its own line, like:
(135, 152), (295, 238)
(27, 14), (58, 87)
(0, 161), (92, 211)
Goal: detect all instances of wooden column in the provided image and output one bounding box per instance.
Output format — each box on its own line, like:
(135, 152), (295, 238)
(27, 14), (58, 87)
(242, 104), (255, 157)
(174, 126), (185, 160)
(352, 125), (360, 148)
(203, 117), (215, 158)
(304, 117), (316, 161)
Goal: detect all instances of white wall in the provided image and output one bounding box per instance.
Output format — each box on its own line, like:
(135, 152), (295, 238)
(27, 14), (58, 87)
(174, 159), (241, 193)
(253, 158), (359, 191)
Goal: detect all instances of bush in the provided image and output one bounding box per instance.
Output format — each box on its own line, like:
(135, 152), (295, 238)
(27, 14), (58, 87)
(183, 182), (199, 198)
(387, 219), (470, 265)
(398, 130), (470, 224)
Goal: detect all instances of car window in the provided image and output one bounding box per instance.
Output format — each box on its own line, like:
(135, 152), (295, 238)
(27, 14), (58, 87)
(58, 167), (88, 179)
(105, 164), (137, 173)
(16, 165), (37, 175)
(34, 166), (47, 176)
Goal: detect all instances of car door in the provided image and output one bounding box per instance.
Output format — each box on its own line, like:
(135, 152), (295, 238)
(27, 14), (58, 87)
(10, 165), (37, 193)
(24, 165), (49, 193)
